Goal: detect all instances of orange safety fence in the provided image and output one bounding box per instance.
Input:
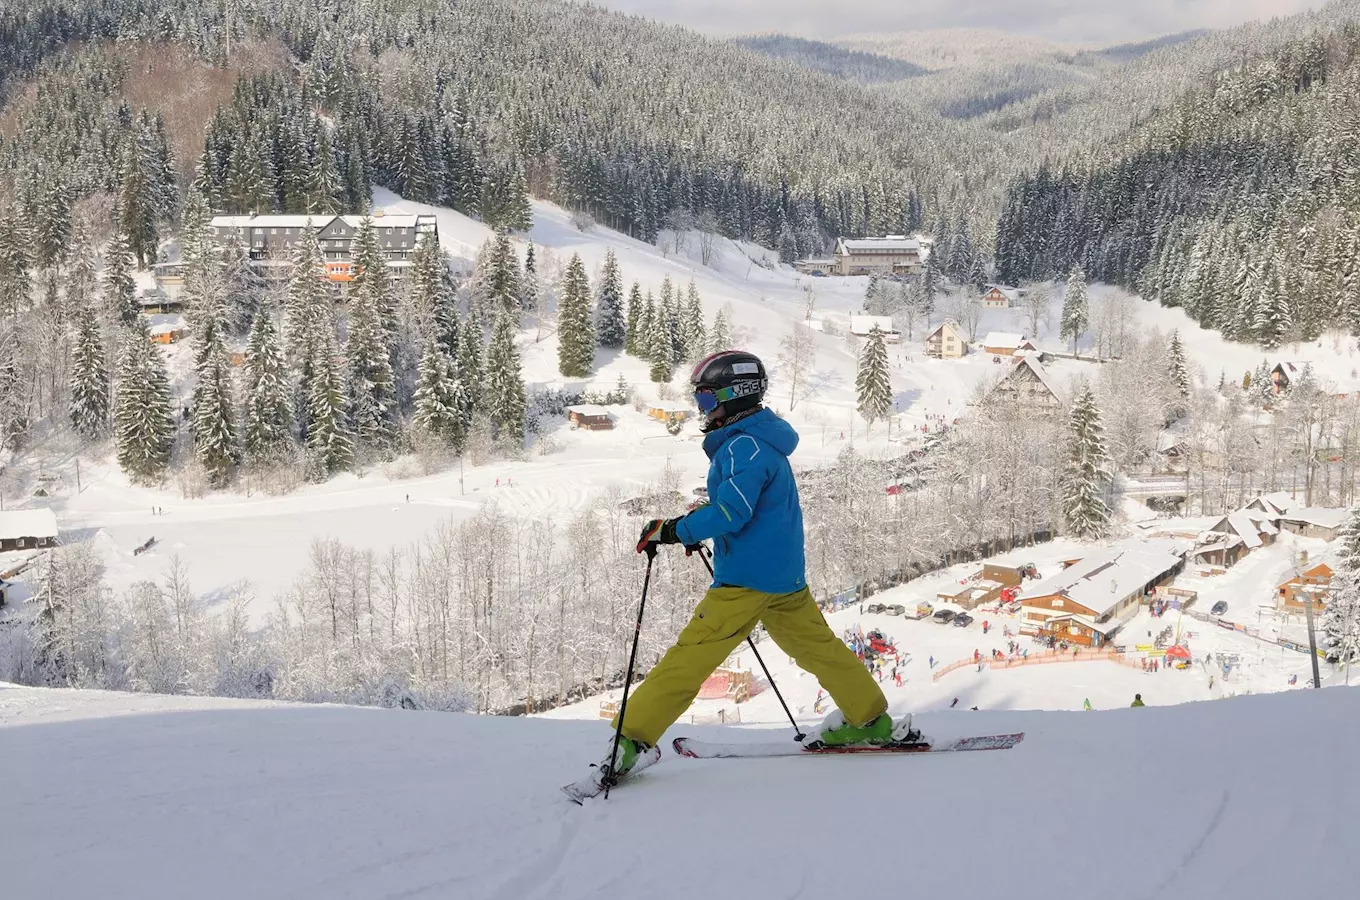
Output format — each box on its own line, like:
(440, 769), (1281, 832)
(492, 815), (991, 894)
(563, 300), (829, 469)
(931, 648), (1142, 681)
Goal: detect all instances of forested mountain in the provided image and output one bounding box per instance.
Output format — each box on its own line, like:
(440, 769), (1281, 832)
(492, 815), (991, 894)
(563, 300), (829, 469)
(731, 35), (926, 84)
(995, 23), (1360, 346)
(0, 0), (1005, 261)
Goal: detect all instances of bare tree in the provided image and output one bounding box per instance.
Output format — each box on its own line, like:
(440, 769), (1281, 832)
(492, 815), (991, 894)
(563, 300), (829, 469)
(662, 208), (696, 258)
(776, 324), (817, 411)
(696, 211), (720, 266)
(1021, 283), (1051, 339)
(947, 291), (984, 341)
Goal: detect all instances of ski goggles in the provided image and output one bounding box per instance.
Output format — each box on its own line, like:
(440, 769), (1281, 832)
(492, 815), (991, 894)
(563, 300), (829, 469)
(694, 379), (763, 413)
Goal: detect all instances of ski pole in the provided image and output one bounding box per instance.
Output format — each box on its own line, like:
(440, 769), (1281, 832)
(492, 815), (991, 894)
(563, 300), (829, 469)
(605, 544), (657, 798)
(693, 545), (806, 741)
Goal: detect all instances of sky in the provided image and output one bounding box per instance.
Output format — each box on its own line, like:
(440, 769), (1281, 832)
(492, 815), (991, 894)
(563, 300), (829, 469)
(591, 0), (1322, 44)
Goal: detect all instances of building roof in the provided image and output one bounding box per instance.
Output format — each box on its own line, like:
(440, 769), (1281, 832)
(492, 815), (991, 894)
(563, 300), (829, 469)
(567, 404), (611, 418)
(648, 401), (691, 413)
(1019, 540), (1185, 619)
(981, 332), (1032, 349)
(993, 355), (1065, 404)
(210, 215), (338, 230)
(984, 285), (1021, 301)
(0, 508), (58, 541)
(149, 323), (184, 336)
(1280, 507), (1348, 529)
(925, 321), (963, 341)
(1214, 511), (1264, 549)
(836, 237), (921, 254)
(850, 315), (897, 336)
(338, 214), (436, 230)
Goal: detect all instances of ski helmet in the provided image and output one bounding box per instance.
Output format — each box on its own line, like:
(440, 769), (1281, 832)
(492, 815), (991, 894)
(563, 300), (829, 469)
(690, 350), (767, 415)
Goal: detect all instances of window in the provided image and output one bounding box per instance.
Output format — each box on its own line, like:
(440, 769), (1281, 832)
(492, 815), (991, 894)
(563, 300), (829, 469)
(385, 228), (393, 235)
(401, 241), (408, 248)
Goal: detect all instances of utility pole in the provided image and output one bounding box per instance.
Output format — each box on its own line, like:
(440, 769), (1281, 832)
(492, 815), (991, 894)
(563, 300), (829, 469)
(1297, 549), (1323, 688)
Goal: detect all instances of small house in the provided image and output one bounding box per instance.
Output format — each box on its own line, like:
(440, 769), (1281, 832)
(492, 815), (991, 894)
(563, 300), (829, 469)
(981, 332), (1037, 357)
(794, 259), (835, 276)
(986, 356), (1065, 408)
(149, 323), (186, 345)
(924, 322), (967, 359)
(1193, 510), (1278, 568)
(138, 292), (183, 315)
(850, 315), (901, 343)
(982, 285), (1020, 309)
(566, 404), (614, 431)
(1277, 562), (1334, 612)
(1278, 508), (1346, 541)
(647, 402), (691, 424)
(151, 262), (186, 299)
(0, 508), (59, 552)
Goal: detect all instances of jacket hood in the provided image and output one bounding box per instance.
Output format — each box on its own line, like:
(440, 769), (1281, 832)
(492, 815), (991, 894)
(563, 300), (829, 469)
(703, 407), (799, 458)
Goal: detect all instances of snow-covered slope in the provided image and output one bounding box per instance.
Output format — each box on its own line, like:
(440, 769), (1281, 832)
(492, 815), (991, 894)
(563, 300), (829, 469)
(3, 680), (1355, 899)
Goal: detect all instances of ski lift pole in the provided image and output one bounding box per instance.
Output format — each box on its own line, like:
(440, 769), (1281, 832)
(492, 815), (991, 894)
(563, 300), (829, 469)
(693, 545), (806, 741)
(605, 545), (657, 799)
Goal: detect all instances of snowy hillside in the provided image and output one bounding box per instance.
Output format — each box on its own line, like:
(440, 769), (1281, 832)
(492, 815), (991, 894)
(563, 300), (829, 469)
(3, 679), (1356, 899)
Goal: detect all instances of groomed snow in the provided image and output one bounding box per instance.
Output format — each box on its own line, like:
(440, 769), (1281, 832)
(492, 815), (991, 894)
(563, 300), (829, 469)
(2, 679), (1356, 899)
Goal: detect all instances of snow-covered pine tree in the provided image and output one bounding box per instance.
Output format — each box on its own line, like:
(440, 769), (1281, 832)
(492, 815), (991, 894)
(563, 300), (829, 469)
(67, 225), (98, 311)
(114, 327), (175, 482)
(1168, 330), (1191, 399)
(521, 243), (540, 316)
(1060, 266), (1090, 356)
(191, 317), (237, 485)
(624, 282), (644, 356)
(116, 139), (158, 268)
(595, 250), (625, 348)
(1252, 359), (1276, 407)
(683, 280), (706, 362)
(306, 328), (353, 476)
(346, 273), (397, 454)
(306, 127), (344, 215)
(284, 221), (329, 364)
(350, 216), (397, 345)
(485, 311), (526, 443)
(409, 233), (459, 354)
(639, 291), (657, 359)
(486, 228), (521, 318)
(413, 338), (459, 441)
(710, 307), (731, 354)
(503, 164), (534, 233)
(103, 224), (139, 326)
(855, 325), (893, 428)
(243, 305), (294, 462)
(660, 275), (684, 365)
(1062, 383), (1111, 539)
(557, 253), (595, 377)
(1321, 506), (1360, 678)
(646, 292), (674, 383)
(69, 304), (110, 438)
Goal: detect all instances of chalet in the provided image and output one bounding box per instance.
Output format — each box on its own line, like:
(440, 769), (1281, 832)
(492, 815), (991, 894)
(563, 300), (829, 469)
(150, 262), (186, 299)
(924, 322), (967, 359)
(936, 563), (1025, 610)
(1192, 510), (1278, 568)
(833, 237), (923, 276)
(982, 285), (1020, 309)
(566, 404), (614, 431)
(981, 332), (1037, 357)
(850, 315), (901, 344)
(1018, 541), (1186, 647)
(1247, 492), (1295, 518)
(1277, 561), (1334, 612)
(1278, 507), (1347, 541)
(986, 356), (1064, 409)
(1271, 361), (1360, 399)
(0, 508), (59, 552)
(209, 211), (439, 283)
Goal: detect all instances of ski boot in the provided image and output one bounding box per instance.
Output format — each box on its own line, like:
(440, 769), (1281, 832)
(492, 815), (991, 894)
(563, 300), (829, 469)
(562, 735), (661, 803)
(803, 710), (893, 748)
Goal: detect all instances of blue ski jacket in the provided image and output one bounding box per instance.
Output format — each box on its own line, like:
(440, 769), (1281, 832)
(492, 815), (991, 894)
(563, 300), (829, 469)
(675, 408), (807, 595)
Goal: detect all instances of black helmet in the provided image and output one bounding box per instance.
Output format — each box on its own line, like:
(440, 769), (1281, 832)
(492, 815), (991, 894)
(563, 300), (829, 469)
(690, 350), (767, 415)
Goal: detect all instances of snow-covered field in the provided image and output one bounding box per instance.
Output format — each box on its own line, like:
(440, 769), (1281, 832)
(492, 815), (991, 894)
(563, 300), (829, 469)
(3, 678), (1356, 899)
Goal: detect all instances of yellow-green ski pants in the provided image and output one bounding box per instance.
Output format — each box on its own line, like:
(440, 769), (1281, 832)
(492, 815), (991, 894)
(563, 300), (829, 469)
(614, 585), (888, 747)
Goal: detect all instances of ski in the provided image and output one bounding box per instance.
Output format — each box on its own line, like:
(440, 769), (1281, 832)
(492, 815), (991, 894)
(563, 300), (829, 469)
(561, 745), (663, 804)
(672, 732), (1024, 759)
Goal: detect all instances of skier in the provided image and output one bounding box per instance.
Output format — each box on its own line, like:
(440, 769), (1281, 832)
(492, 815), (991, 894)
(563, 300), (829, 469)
(950, 697), (959, 708)
(1083, 698), (1092, 711)
(596, 351), (915, 783)
(1131, 693), (1145, 707)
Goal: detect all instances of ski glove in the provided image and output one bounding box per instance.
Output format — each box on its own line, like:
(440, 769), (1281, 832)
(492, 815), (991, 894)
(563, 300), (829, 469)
(637, 518), (682, 553)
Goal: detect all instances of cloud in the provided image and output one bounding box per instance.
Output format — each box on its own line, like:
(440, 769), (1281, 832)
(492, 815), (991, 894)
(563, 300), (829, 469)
(593, 0), (1320, 44)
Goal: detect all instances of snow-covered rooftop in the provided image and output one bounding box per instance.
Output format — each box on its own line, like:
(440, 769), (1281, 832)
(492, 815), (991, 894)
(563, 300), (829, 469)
(981, 332), (1030, 349)
(1019, 539), (1187, 618)
(836, 237), (921, 254)
(850, 315), (897, 335)
(567, 404), (611, 418)
(210, 215), (338, 230)
(1280, 507), (1347, 529)
(0, 508), (58, 541)
(339, 214), (436, 230)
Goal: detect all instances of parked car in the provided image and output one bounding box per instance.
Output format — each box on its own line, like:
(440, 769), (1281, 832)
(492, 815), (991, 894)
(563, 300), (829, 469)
(866, 603), (885, 614)
(1210, 600), (1229, 616)
(953, 612), (974, 628)
(933, 609), (957, 624)
(911, 602), (934, 620)
(885, 604), (906, 617)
